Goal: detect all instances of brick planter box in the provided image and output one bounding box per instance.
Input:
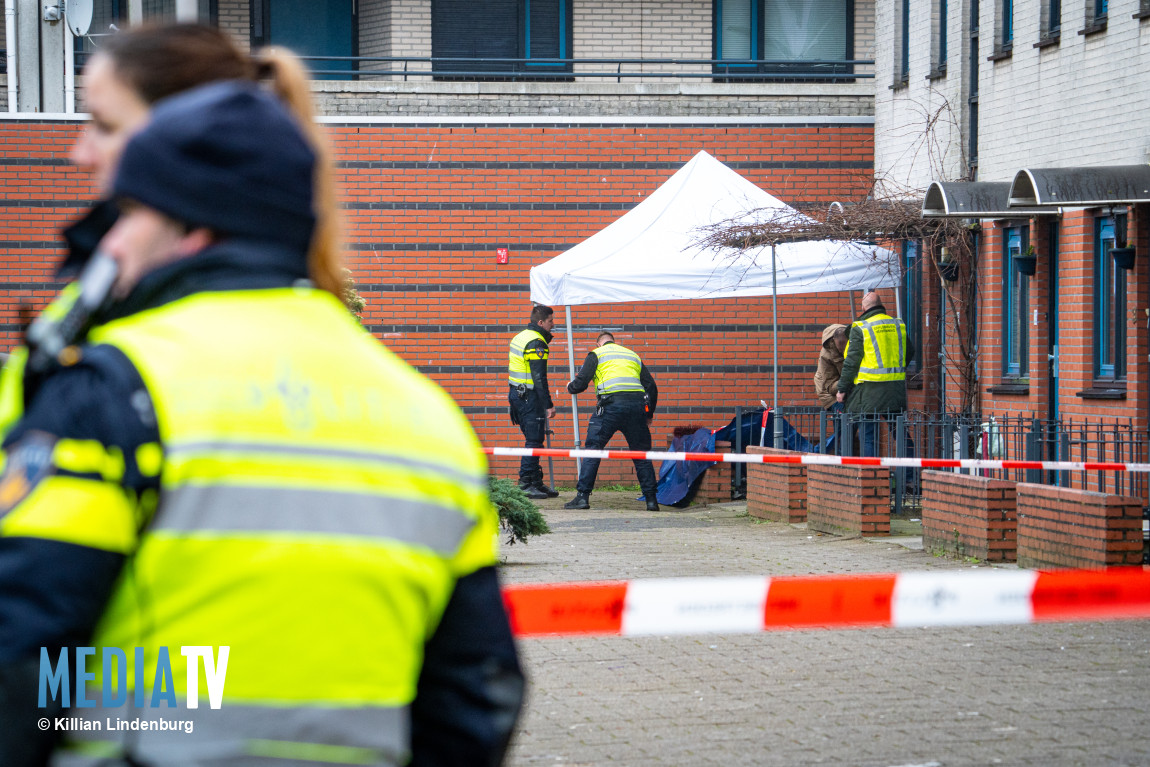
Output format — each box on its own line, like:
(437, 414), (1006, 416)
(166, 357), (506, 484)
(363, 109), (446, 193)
(1016, 484), (1143, 569)
(806, 464), (890, 537)
(692, 440), (732, 504)
(746, 446), (806, 523)
(921, 470), (1017, 562)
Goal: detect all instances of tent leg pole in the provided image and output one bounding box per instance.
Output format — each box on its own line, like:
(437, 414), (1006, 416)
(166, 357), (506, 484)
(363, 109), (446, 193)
(772, 243), (782, 449)
(565, 306), (581, 475)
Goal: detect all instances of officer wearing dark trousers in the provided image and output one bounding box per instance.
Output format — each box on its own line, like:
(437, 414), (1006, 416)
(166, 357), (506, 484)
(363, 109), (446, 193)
(564, 333), (659, 511)
(508, 305), (558, 499)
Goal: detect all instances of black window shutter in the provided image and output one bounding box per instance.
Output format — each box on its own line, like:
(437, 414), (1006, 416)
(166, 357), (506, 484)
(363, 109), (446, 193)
(432, 0), (519, 73)
(527, 0), (562, 59)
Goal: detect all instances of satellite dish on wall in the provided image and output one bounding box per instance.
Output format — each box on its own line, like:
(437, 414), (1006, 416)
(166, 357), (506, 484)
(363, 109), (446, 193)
(65, 0), (94, 37)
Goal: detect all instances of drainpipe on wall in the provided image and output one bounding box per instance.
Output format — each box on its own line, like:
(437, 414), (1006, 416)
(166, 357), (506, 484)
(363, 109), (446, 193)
(4, 0), (18, 113)
(64, 20), (74, 113)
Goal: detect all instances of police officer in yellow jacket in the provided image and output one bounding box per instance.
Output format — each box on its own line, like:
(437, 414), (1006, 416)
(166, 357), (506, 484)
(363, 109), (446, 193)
(508, 306), (558, 499)
(564, 333), (659, 511)
(835, 291), (916, 458)
(0, 82), (523, 766)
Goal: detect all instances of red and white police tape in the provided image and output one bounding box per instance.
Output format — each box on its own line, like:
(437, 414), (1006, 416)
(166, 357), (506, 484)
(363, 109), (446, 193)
(502, 568), (1150, 637)
(485, 446), (1147, 474)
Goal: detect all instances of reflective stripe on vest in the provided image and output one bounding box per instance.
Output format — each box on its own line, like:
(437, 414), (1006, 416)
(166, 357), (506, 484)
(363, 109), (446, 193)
(592, 344), (645, 395)
(58, 702), (409, 766)
(72, 287), (498, 758)
(509, 328), (547, 387)
(0, 283), (83, 439)
(852, 315), (907, 383)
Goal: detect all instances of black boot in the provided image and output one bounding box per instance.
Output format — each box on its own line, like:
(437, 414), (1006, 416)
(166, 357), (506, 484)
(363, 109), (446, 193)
(535, 483), (560, 498)
(522, 484), (550, 500)
(645, 494), (660, 512)
(563, 491), (590, 510)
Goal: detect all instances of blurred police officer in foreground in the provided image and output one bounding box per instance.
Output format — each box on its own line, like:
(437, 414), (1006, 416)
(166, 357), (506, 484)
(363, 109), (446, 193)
(507, 305), (558, 499)
(564, 333), (659, 511)
(0, 81), (523, 766)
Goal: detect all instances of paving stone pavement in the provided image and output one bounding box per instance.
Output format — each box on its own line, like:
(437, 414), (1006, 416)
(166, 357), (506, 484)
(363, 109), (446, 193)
(499, 491), (1150, 767)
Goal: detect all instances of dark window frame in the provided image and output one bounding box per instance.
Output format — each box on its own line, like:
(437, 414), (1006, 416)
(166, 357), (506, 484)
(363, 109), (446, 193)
(250, 0), (359, 78)
(1001, 224), (1030, 379)
(713, 0), (856, 81)
(430, 0), (573, 79)
(1093, 213), (1127, 381)
(902, 239), (923, 376)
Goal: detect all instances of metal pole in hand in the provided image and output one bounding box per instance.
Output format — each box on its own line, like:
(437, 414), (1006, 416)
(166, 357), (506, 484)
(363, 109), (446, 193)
(544, 416), (556, 492)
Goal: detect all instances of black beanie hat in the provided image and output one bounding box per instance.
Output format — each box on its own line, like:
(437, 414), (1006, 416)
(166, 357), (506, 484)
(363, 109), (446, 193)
(112, 81), (317, 253)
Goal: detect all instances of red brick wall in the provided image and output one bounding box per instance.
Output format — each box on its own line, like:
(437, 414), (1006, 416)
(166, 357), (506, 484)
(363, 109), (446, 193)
(1016, 484), (1143, 569)
(693, 440), (732, 504)
(920, 470), (1017, 562)
(1, 118), (873, 485)
(806, 464), (890, 536)
(746, 445), (806, 523)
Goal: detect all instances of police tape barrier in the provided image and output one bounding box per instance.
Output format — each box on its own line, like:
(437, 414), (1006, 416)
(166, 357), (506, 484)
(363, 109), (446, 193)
(501, 568), (1150, 637)
(485, 446), (1142, 474)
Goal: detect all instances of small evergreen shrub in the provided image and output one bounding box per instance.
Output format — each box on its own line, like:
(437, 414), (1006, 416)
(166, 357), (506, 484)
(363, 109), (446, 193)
(489, 476), (550, 545)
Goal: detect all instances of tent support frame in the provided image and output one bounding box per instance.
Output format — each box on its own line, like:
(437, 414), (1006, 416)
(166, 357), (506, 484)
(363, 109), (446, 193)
(565, 305), (582, 474)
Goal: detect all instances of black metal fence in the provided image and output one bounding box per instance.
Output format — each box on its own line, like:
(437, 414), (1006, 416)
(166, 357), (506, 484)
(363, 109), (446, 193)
(768, 408), (1150, 515)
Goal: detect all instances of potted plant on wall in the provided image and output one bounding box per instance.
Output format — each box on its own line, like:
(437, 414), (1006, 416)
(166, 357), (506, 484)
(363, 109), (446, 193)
(937, 246), (960, 283)
(1014, 244), (1037, 276)
(1111, 246), (1136, 270)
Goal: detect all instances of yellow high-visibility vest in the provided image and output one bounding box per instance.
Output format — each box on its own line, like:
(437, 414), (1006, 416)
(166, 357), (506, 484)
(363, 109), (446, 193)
(592, 343), (645, 395)
(508, 328), (547, 388)
(847, 313), (908, 383)
(13, 287), (497, 764)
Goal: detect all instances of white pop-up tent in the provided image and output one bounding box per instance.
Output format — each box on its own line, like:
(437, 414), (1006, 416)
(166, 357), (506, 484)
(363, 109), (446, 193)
(528, 150), (900, 449)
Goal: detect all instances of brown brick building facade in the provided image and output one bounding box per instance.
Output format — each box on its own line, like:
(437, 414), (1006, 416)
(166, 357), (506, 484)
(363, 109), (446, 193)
(1, 117), (875, 485)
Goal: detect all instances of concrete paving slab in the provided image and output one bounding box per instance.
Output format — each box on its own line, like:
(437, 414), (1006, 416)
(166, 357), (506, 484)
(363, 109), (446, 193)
(501, 491), (1150, 767)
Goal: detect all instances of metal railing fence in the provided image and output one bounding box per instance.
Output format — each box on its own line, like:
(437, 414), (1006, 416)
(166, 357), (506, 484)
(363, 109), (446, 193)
(771, 409), (1150, 515)
(76, 52), (878, 82)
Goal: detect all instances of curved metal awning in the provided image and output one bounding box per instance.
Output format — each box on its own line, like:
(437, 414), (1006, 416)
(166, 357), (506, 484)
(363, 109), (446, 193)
(923, 181), (1054, 217)
(1008, 165), (1150, 207)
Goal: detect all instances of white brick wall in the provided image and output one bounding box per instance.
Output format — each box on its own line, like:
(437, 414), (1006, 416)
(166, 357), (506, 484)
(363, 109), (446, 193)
(976, 0), (1150, 178)
(855, 0), (876, 61)
(875, 0), (969, 190)
(358, 0), (431, 77)
(876, 0), (1150, 190)
(574, 0), (711, 76)
(218, 0), (250, 52)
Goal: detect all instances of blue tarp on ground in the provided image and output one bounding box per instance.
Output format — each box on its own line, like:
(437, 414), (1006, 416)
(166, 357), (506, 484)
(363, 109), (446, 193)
(653, 428), (716, 506)
(712, 409), (814, 453)
(653, 411), (814, 506)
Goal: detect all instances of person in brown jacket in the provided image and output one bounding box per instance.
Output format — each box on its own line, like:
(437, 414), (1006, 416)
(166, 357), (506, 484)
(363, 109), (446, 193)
(814, 323), (849, 411)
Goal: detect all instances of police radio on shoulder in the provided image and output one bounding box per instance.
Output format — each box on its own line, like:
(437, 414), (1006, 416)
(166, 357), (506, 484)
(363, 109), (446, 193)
(25, 252), (119, 374)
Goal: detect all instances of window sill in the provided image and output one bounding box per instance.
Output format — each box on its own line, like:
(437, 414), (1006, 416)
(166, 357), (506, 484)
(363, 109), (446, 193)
(1134, 8), (1150, 19)
(1078, 19), (1108, 35)
(926, 65), (947, 80)
(889, 78), (909, 91)
(1034, 33), (1061, 48)
(1076, 384), (1126, 399)
(987, 383), (1030, 396)
(987, 45), (1013, 62)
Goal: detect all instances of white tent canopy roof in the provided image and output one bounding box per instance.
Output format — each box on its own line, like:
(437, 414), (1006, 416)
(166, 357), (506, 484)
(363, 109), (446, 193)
(529, 150), (898, 307)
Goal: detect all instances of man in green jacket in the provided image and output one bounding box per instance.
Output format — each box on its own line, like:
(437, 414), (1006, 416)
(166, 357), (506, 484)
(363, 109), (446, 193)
(835, 292), (916, 457)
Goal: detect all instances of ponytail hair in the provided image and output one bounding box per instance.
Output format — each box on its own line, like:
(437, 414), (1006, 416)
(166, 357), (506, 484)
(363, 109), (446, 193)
(250, 47), (345, 300)
(97, 24), (347, 303)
